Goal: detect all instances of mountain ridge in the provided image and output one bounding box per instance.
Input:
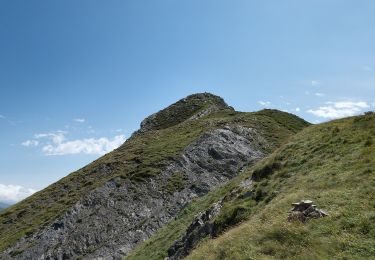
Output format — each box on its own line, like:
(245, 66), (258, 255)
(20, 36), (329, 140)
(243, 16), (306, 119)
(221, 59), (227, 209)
(137, 93), (234, 134)
(0, 93), (310, 259)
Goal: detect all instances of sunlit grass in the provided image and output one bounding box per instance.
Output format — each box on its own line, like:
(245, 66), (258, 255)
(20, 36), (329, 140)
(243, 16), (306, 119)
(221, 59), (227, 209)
(0, 109), (307, 253)
(188, 112), (375, 259)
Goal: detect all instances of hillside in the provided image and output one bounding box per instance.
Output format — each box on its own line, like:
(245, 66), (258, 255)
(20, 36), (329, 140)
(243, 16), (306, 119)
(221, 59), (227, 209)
(129, 111), (375, 259)
(0, 93), (309, 259)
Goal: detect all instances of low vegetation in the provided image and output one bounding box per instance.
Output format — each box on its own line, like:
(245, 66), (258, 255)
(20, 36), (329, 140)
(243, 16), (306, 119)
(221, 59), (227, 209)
(187, 112), (375, 259)
(0, 107), (307, 252)
(127, 112), (375, 259)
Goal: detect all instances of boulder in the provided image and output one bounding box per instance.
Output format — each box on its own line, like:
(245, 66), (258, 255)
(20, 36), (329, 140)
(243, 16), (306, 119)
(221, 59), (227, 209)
(288, 200), (328, 223)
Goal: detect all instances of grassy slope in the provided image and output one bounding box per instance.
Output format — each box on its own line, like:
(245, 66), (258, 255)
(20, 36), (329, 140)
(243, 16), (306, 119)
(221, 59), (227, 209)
(126, 111), (309, 260)
(187, 112), (375, 259)
(0, 109), (308, 252)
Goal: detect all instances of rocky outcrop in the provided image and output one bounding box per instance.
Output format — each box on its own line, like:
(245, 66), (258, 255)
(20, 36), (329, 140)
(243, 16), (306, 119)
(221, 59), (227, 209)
(1, 125), (268, 260)
(166, 177), (254, 260)
(167, 200), (224, 260)
(287, 200), (328, 222)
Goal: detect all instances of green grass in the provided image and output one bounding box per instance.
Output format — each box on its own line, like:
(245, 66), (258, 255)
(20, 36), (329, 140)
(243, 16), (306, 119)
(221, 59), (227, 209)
(126, 176), (245, 260)
(0, 109), (308, 253)
(139, 93), (229, 131)
(165, 172), (187, 194)
(126, 110), (309, 259)
(187, 112), (375, 259)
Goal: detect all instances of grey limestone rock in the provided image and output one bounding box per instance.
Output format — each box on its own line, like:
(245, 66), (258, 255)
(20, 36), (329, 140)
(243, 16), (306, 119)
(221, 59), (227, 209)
(2, 125), (268, 260)
(167, 200), (224, 260)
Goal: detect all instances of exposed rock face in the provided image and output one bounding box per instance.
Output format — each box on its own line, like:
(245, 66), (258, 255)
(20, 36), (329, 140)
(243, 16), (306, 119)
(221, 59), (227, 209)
(2, 126), (268, 260)
(166, 177), (254, 260)
(167, 200), (224, 260)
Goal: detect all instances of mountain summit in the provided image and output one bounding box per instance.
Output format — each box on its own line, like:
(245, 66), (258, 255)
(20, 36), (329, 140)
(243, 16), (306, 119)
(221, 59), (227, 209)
(0, 93), (309, 259)
(139, 93), (234, 133)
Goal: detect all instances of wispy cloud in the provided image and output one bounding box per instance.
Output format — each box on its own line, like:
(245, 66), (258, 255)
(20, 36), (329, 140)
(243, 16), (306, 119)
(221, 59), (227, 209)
(362, 65), (372, 72)
(29, 131), (126, 155)
(315, 92), (325, 97)
(35, 131), (66, 144)
(42, 135), (126, 156)
(307, 101), (369, 119)
(258, 100), (271, 106)
(74, 118), (85, 123)
(21, 140), (39, 147)
(295, 107), (301, 112)
(311, 80), (320, 86)
(0, 183), (36, 203)
(0, 115), (5, 119)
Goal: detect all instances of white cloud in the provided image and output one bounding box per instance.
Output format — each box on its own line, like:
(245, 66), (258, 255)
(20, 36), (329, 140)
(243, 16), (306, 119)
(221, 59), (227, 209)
(74, 118), (85, 123)
(363, 65), (372, 71)
(33, 131), (126, 155)
(307, 101), (369, 119)
(42, 135), (126, 155)
(21, 140), (39, 147)
(258, 100), (271, 106)
(24, 130), (126, 155)
(295, 107), (301, 112)
(0, 184), (36, 203)
(315, 92), (325, 97)
(311, 80), (320, 86)
(35, 131), (66, 144)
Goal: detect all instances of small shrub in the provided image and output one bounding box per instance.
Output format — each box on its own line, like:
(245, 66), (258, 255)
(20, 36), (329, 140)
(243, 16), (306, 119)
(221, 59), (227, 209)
(10, 249), (24, 257)
(165, 172), (186, 194)
(213, 206), (248, 236)
(364, 137), (373, 147)
(254, 188), (267, 202)
(252, 162), (281, 181)
(332, 126), (340, 135)
(362, 169), (372, 175)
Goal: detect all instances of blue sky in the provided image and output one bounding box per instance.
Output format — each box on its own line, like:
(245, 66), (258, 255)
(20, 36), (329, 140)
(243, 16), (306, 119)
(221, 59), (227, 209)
(1, 0), (374, 204)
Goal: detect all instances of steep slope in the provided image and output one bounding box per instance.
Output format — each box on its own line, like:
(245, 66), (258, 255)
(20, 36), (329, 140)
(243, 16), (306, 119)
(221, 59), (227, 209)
(144, 111), (374, 259)
(0, 93), (309, 259)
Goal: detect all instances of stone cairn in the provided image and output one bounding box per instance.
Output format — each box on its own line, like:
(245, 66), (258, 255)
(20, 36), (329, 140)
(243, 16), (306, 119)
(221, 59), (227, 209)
(288, 200), (328, 223)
